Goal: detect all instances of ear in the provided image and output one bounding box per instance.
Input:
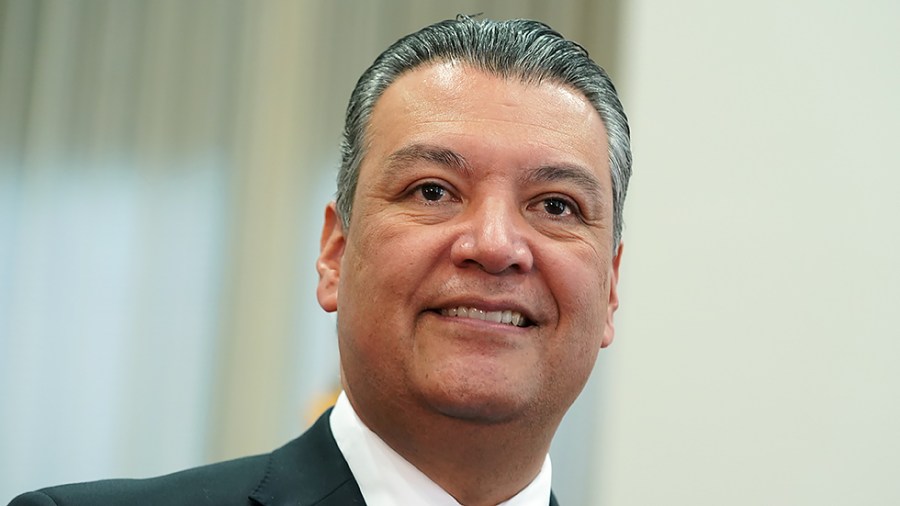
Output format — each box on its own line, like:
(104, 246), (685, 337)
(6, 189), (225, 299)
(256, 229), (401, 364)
(316, 202), (345, 313)
(600, 242), (623, 349)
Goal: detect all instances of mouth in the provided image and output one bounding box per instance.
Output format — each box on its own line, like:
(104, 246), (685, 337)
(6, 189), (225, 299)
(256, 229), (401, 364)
(435, 306), (533, 328)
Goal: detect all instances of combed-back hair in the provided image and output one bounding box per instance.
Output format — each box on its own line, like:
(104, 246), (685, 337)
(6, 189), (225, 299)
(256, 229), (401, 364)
(337, 16), (632, 252)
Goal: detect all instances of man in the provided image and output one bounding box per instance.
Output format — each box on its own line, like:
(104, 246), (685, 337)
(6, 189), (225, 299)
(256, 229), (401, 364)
(9, 15), (631, 506)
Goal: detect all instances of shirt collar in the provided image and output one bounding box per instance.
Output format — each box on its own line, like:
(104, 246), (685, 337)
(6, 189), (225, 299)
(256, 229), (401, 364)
(330, 391), (552, 506)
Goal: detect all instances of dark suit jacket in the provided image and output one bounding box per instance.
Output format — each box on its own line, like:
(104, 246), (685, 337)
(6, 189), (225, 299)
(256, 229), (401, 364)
(9, 409), (559, 506)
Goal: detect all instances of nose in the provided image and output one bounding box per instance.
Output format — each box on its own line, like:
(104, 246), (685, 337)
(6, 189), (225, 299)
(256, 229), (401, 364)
(450, 197), (534, 274)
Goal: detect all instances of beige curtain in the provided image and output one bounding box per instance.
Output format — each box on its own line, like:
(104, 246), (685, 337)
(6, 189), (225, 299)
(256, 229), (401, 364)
(0, 1), (620, 503)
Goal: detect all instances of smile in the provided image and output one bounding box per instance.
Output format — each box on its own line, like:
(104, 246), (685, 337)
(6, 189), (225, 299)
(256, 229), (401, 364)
(439, 306), (530, 327)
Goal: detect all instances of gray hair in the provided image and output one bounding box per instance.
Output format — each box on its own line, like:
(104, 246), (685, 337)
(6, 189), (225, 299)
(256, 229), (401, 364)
(337, 16), (632, 253)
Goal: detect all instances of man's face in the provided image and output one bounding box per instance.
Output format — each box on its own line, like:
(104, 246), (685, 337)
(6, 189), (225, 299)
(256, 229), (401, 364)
(317, 61), (621, 427)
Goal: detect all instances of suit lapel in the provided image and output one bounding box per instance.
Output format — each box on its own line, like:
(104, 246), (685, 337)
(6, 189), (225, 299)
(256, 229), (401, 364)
(249, 408), (365, 505)
(549, 490), (559, 506)
(249, 407), (560, 506)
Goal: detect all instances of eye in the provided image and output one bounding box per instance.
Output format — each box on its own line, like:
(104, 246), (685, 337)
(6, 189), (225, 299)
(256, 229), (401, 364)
(542, 197), (572, 216)
(418, 183), (447, 202)
(404, 180), (459, 208)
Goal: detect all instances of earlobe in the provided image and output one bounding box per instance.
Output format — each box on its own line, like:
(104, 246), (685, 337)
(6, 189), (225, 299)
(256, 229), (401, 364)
(316, 202), (345, 313)
(601, 242), (623, 348)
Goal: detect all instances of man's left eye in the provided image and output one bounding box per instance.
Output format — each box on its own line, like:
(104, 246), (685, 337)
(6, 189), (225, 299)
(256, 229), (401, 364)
(543, 197), (571, 216)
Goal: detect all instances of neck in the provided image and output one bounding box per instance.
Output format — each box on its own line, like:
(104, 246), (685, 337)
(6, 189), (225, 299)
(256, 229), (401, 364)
(347, 390), (557, 506)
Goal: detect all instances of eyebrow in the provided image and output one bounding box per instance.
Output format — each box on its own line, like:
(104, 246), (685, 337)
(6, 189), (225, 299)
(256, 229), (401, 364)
(523, 164), (607, 210)
(385, 144), (473, 178)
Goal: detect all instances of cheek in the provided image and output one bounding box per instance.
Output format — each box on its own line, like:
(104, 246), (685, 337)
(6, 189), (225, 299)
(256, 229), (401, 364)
(545, 244), (610, 306)
(339, 222), (444, 321)
(355, 220), (451, 275)
(344, 224), (403, 283)
(543, 247), (611, 358)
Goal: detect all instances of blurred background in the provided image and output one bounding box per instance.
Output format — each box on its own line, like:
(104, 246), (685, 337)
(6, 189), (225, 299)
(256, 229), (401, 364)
(1, 0), (898, 504)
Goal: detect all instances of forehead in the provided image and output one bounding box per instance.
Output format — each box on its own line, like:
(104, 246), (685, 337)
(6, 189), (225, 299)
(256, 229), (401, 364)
(362, 61), (609, 183)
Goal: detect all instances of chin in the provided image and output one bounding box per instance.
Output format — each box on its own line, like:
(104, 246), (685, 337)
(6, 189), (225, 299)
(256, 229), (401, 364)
(410, 352), (548, 424)
(420, 382), (537, 425)
(431, 399), (523, 425)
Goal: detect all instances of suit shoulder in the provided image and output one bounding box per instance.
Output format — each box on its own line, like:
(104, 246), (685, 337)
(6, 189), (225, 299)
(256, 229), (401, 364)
(8, 491), (58, 506)
(8, 453), (270, 506)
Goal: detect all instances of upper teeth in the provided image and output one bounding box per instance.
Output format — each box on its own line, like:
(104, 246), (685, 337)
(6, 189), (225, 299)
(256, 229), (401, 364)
(440, 306), (527, 327)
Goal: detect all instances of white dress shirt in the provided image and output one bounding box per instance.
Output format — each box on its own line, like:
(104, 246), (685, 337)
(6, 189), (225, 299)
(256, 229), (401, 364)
(330, 391), (552, 506)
